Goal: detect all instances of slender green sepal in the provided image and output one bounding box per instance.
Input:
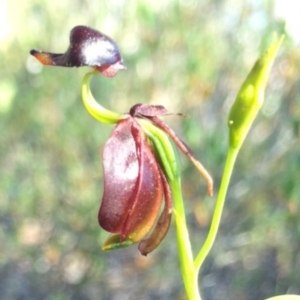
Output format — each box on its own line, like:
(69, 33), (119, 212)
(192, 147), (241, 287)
(138, 119), (180, 182)
(101, 234), (134, 251)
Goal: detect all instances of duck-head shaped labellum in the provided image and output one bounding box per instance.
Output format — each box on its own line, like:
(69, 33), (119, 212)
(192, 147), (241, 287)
(30, 25), (125, 77)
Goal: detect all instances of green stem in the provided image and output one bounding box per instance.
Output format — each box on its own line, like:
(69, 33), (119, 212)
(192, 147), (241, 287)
(171, 177), (201, 300)
(81, 71), (123, 124)
(139, 119), (200, 300)
(194, 146), (240, 272)
(193, 33), (284, 283)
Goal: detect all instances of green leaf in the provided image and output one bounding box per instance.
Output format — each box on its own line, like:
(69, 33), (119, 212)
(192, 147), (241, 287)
(265, 295), (300, 300)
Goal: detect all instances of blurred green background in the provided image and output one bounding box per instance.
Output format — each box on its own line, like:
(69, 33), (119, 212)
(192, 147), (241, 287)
(0, 0), (299, 299)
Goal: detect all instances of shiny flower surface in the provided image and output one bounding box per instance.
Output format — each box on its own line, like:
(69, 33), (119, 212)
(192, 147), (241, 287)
(99, 104), (213, 255)
(30, 25), (125, 77)
(30, 27), (214, 256)
(99, 105), (173, 256)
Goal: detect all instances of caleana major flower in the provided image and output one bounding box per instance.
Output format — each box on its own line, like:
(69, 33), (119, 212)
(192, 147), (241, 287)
(30, 25), (213, 256)
(98, 103), (213, 255)
(99, 105), (172, 256)
(31, 24), (286, 300)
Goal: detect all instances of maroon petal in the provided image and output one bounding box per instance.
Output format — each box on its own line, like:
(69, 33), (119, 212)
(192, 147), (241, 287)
(130, 104), (169, 118)
(138, 169), (172, 256)
(95, 62), (125, 78)
(98, 118), (138, 233)
(120, 121), (164, 243)
(99, 118), (165, 244)
(30, 25), (125, 77)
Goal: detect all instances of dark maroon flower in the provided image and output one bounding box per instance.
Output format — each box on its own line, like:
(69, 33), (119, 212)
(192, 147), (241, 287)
(30, 25), (125, 77)
(99, 114), (172, 256)
(99, 104), (213, 255)
(30, 28), (214, 256)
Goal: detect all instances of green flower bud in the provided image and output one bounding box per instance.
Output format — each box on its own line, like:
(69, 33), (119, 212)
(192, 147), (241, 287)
(228, 34), (284, 149)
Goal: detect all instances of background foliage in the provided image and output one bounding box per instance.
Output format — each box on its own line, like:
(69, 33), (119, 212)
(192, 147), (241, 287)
(0, 0), (299, 299)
